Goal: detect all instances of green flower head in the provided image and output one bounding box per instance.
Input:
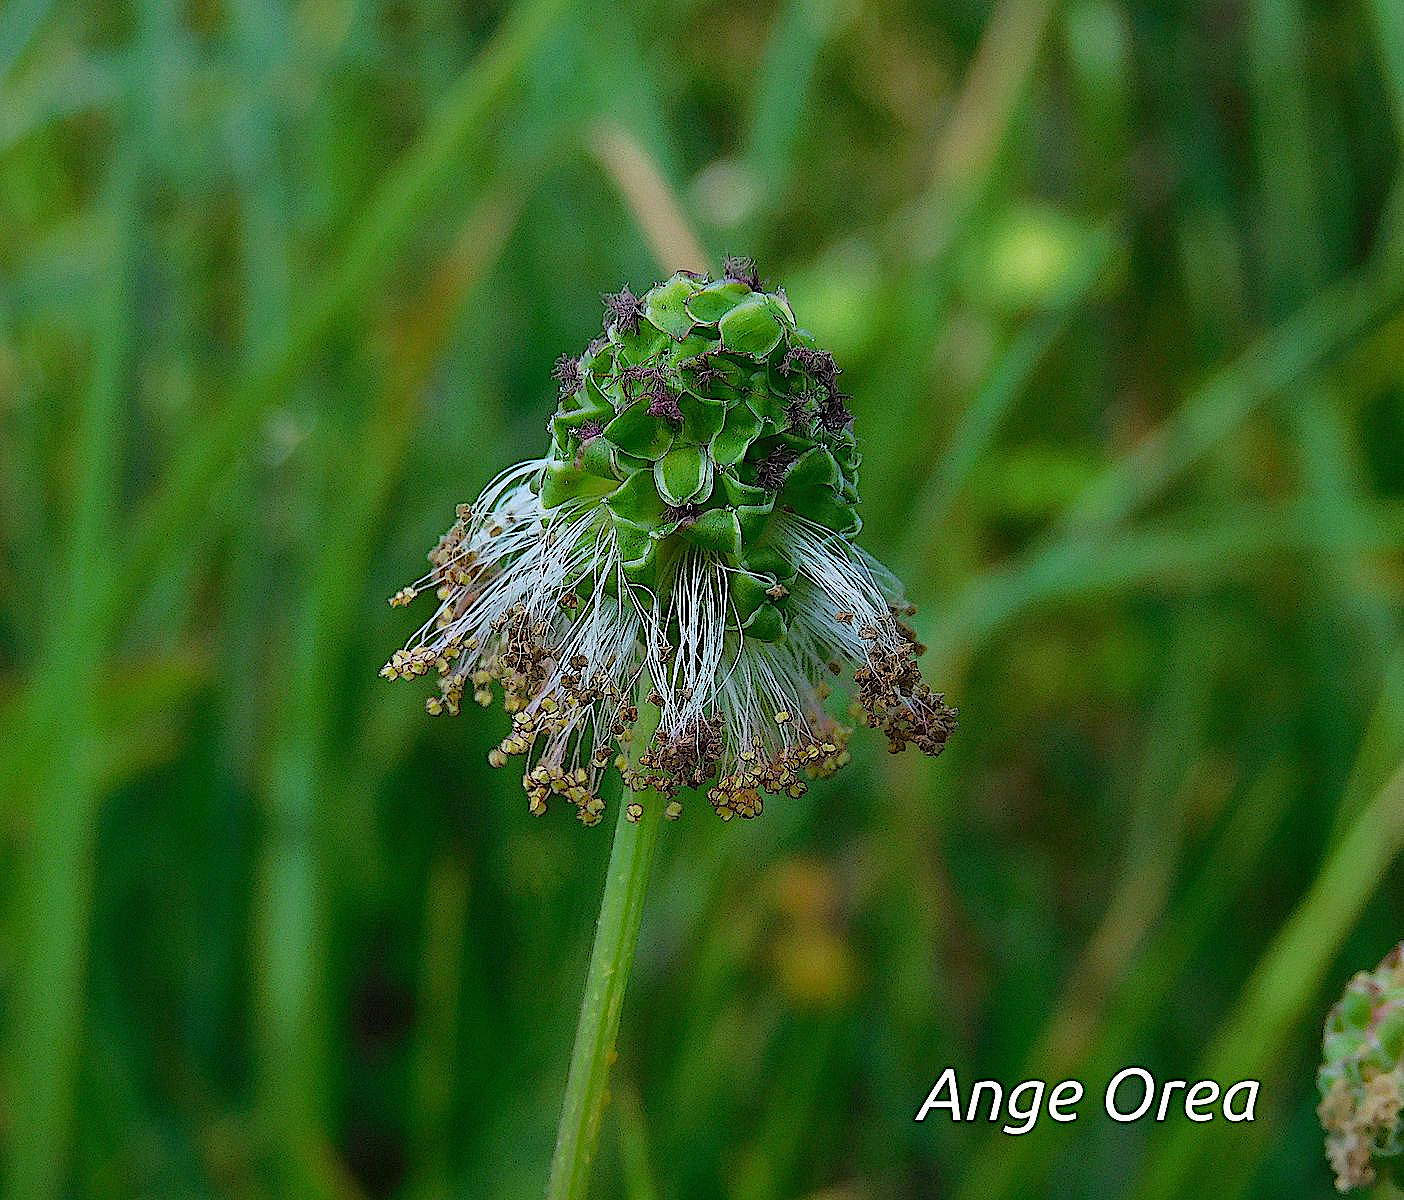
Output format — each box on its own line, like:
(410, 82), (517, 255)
(542, 256), (859, 620)
(383, 259), (956, 822)
(1319, 942), (1404, 1191)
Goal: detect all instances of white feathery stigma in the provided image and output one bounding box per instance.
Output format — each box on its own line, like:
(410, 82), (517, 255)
(382, 463), (954, 823)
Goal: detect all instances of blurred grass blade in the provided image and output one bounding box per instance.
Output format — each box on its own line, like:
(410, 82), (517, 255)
(1135, 761), (1404, 1200)
(252, 176), (526, 1166)
(925, 0), (1059, 215)
(1330, 644), (1404, 843)
(0, 0), (55, 81)
(1051, 254), (1404, 538)
(1368, 0), (1404, 141)
(405, 850), (471, 1200)
(589, 120), (708, 274)
(904, 220), (1118, 555)
(0, 53), (117, 153)
(926, 500), (1404, 665)
(1248, 0), (1326, 305)
(3, 145), (137, 1200)
(615, 1078), (661, 1200)
(732, 1015), (843, 1200)
(866, 0), (1066, 516)
(121, 0), (572, 614)
(1248, 0), (1395, 800)
(893, 0), (1060, 291)
(739, 0), (847, 229)
(0, 0), (572, 794)
(957, 761), (1295, 1200)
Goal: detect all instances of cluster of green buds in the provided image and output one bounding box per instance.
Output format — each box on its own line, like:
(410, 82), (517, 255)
(1319, 942), (1404, 1191)
(543, 257), (858, 643)
(383, 257), (955, 823)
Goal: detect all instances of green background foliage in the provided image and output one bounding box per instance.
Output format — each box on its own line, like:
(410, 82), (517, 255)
(3, 1), (1404, 1196)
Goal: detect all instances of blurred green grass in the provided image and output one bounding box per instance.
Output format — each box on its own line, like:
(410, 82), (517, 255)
(2, 1), (1403, 1197)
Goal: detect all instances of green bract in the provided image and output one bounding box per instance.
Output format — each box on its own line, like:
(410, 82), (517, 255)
(540, 267), (859, 643)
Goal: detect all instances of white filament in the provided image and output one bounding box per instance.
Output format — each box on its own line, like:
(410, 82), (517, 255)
(401, 462), (909, 778)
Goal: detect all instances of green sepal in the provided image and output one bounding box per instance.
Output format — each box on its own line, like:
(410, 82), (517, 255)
(680, 353), (744, 403)
(685, 279), (752, 324)
(581, 344), (618, 400)
(644, 272), (702, 340)
(624, 558), (659, 589)
(611, 322), (671, 366)
(719, 294), (784, 357)
(785, 446), (839, 491)
(767, 359), (806, 402)
(613, 449), (650, 474)
(654, 444), (713, 506)
(576, 435), (619, 481)
(783, 485), (861, 536)
(604, 468), (667, 528)
(678, 393), (726, 444)
(550, 410), (584, 444)
(669, 332), (717, 364)
(582, 338), (615, 373)
(585, 373), (616, 408)
(743, 602), (786, 642)
(1339, 989), (1374, 1030)
(677, 507), (741, 557)
(720, 475), (770, 509)
(551, 398), (614, 445)
(710, 403), (763, 466)
(540, 462), (616, 509)
(831, 438), (860, 473)
(740, 543), (795, 583)
(615, 525), (659, 587)
(775, 430), (815, 453)
(738, 507), (771, 543)
(539, 462), (580, 509)
(1379, 1008), (1404, 1064)
(729, 570), (771, 621)
(743, 374), (790, 424)
(589, 366), (627, 410)
(603, 400), (675, 460)
(614, 524), (652, 559)
(719, 475), (775, 542)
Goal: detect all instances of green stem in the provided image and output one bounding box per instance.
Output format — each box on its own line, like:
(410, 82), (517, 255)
(546, 695), (665, 1200)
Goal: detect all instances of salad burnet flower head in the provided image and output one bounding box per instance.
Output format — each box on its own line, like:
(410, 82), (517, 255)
(1319, 942), (1404, 1191)
(382, 258), (956, 823)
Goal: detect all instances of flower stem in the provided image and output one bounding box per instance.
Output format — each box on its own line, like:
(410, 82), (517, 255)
(546, 693), (664, 1200)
